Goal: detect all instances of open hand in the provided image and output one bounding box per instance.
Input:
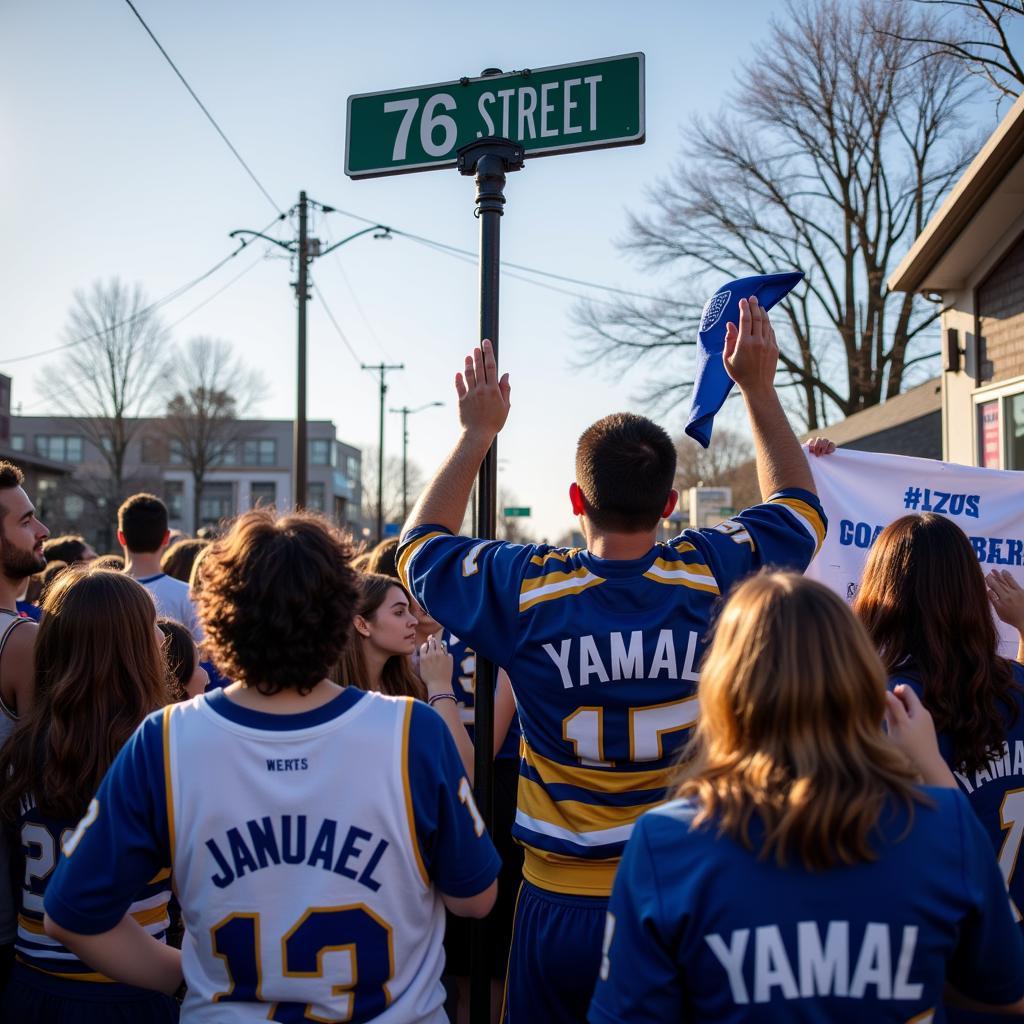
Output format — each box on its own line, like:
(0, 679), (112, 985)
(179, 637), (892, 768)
(418, 634), (454, 696)
(723, 296), (778, 395)
(455, 339), (511, 441)
(884, 685), (957, 788)
(987, 570), (1024, 632)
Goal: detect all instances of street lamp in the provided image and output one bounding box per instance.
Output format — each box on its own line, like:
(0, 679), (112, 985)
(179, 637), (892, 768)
(389, 401), (443, 525)
(230, 193), (392, 510)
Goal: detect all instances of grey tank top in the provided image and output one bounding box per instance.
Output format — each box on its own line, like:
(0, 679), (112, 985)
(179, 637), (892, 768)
(0, 610), (27, 944)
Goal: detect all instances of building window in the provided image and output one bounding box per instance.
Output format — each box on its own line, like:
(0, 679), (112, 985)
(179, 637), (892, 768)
(165, 481), (184, 521)
(307, 482), (325, 512)
(63, 494), (85, 520)
(35, 435), (83, 463)
(346, 455), (360, 482)
(9, 435), (23, 452)
(1009, 392), (1024, 471)
(211, 442), (237, 467)
(199, 482), (234, 524)
(250, 481), (276, 508)
(141, 436), (164, 464)
(169, 440), (186, 465)
(978, 400), (1001, 468)
(242, 439), (276, 466)
(310, 438), (332, 466)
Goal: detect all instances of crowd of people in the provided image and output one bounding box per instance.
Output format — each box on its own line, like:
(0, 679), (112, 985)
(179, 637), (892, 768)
(0, 295), (1021, 1022)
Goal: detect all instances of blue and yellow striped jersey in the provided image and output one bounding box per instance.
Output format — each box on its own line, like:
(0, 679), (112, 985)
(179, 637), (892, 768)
(15, 795), (171, 989)
(399, 489), (826, 896)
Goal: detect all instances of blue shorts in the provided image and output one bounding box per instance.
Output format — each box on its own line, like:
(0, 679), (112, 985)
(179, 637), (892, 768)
(502, 881), (607, 1024)
(0, 962), (180, 1023)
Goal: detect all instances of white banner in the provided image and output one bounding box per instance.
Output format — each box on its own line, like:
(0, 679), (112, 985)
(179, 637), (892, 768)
(805, 448), (1024, 658)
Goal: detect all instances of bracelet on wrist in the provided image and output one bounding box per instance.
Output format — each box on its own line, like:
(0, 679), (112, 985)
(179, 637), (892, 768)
(427, 692), (458, 707)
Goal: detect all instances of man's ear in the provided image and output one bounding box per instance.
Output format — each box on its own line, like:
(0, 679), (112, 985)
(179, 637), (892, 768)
(569, 483), (586, 517)
(117, 530), (127, 548)
(662, 490), (679, 518)
(353, 614), (371, 639)
(160, 530), (171, 550)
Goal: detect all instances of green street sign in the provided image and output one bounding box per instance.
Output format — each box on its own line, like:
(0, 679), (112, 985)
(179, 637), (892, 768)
(503, 507), (531, 517)
(346, 53), (644, 179)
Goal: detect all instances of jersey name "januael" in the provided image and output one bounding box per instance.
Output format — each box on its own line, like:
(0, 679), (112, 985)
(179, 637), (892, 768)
(399, 488), (826, 896)
(45, 688), (500, 1022)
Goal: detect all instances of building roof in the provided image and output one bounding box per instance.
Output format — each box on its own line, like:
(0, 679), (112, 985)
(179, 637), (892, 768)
(888, 92), (1024, 294)
(800, 378), (941, 446)
(0, 447), (71, 476)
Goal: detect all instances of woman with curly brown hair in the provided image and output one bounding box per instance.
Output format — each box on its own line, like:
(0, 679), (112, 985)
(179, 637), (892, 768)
(0, 567), (177, 1023)
(42, 509), (499, 1022)
(591, 573), (1024, 1022)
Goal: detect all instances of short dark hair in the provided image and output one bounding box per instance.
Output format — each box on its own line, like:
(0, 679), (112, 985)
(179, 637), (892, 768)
(365, 537), (399, 579)
(160, 538), (209, 582)
(0, 461), (23, 492)
(118, 493), (168, 553)
(43, 535), (90, 565)
(0, 461), (25, 520)
(197, 509), (359, 696)
(574, 413), (677, 532)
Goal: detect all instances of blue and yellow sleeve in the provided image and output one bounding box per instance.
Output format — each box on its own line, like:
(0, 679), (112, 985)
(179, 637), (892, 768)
(589, 813), (685, 1024)
(397, 524), (536, 666)
(946, 789), (1024, 1005)
(405, 700), (501, 898)
(44, 711), (171, 935)
(682, 487), (826, 595)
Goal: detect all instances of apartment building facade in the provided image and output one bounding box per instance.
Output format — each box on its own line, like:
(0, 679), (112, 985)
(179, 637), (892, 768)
(3, 405), (364, 551)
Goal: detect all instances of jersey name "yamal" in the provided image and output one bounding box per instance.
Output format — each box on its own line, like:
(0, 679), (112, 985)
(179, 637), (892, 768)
(399, 488), (826, 896)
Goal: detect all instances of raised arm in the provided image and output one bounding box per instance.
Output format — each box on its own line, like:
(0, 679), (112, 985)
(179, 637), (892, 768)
(403, 339), (511, 536)
(725, 296), (815, 499)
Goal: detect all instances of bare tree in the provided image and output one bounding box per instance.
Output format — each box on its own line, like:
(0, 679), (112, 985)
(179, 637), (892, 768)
(40, 278), (169, 502)
(361, 449), (423, 532)
(889, 0), (1023, 98)
(160, 337), (266, 530)
(577, 0), (979, 429)
(675, 427), (753, 490)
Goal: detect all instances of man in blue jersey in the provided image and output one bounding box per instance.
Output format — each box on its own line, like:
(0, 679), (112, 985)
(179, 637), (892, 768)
(398, 296), (827, 1022)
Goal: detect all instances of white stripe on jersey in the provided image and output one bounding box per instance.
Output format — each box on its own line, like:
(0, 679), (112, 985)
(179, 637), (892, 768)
(518, 571), (601, 610)
(515, 810), (636, 848)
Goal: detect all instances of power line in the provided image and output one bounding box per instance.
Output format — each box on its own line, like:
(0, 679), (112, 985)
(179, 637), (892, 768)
(319, 203), (665, 302)
(313, 282), (365, 367)
(2, 214), (284, 368)
(18, 250), (271, 413)
(121, 0), (284, 217)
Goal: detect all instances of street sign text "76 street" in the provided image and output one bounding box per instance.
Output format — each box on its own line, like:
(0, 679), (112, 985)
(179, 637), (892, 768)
(345, 53), (644, 179)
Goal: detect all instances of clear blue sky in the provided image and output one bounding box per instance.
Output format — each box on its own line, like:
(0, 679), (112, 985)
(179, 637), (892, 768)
(0, 1), (1011, 539)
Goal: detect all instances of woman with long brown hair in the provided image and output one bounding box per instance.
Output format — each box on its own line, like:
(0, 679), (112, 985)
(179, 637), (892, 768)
(854, 513), (1024, 949)
(591, 572), (1024, 1022)
(0, 567), (177, 1022)
(335, 572), (475, 776)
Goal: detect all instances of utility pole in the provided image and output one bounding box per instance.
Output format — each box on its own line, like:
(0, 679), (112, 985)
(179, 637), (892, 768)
(363, 363), (404, 543)
(294, 191), (310, 508)
(389, 401), (443, 524)
(230, 199), (393, 513)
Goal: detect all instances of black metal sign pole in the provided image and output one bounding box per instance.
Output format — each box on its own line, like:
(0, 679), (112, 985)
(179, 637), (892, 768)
(457, 133), (523, 1024)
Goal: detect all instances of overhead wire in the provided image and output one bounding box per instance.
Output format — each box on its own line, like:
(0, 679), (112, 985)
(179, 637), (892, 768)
(121, 0), (284, 217)
(312, 279), (365, 367)
(2, 213), (285, 368)
(318, 203), (666, 303)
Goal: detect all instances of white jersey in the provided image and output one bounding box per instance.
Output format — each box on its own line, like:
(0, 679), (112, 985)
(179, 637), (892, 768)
(45, 687), (500, 1023)
(137, 571), (202, 639)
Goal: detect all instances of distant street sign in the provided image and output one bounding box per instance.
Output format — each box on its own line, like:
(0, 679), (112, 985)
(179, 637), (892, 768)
(503, 507), (531, 517)
(346, 53), (644, 179)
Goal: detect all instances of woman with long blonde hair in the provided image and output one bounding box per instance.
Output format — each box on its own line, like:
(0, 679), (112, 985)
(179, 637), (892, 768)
(590, 573), (1024, 1023)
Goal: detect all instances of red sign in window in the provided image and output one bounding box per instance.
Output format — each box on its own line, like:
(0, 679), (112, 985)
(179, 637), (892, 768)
(979, 400), (1001, 468)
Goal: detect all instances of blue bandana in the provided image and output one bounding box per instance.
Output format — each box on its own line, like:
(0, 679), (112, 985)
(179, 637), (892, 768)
(684, 271), (804, 448)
